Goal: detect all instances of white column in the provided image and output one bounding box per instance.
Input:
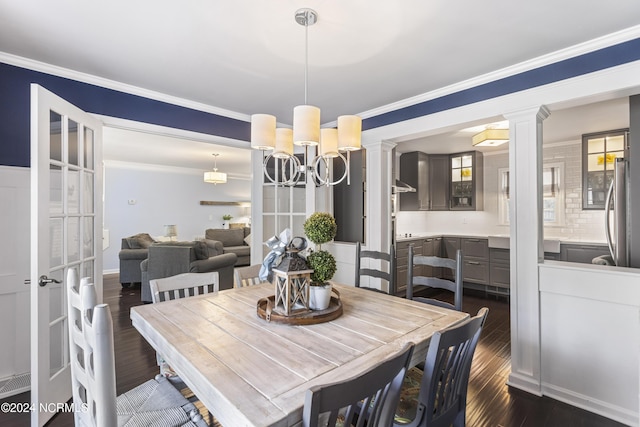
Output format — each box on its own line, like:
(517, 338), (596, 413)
(362, 139), (396, 252)
(250, 149), (264, 264)
(505, 105), (550, 395)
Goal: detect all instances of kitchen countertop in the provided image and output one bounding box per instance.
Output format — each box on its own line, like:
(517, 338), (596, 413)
(395, 233), (607, 247)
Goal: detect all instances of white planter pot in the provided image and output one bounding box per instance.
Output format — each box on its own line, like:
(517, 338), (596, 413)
(309, 283), (332, 310)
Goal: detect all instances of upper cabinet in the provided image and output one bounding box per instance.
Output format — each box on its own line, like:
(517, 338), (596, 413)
(582, 129), (628, 210)
(399, 151), (429, 210)
(399, 150), (483, 211)
(450, 151), (483, 210)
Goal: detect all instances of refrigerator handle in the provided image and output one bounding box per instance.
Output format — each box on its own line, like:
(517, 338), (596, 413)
(604, 177), (615, 263)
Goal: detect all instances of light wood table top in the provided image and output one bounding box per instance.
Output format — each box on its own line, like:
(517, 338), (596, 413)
(130, 282), (468, 427)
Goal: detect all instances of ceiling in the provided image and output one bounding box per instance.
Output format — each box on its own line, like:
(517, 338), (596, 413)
(2, 1), (639, 170)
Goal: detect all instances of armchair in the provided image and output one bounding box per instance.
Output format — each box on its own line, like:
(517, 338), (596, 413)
(205, 227), (251, 266)
(140, 241), (237, 302)
(118, 233), (155, 287)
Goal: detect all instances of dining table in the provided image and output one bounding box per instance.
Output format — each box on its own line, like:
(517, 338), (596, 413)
(130, 282), (468, 427)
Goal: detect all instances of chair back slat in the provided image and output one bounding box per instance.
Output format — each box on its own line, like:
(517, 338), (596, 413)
(355, 242), (396, 295)
(150, 272), (220, 303)
(303, 342), (414, 427)
(417, 308), (489, 427)
(234, 264), (262, 288)
(407, 247), (463, 311)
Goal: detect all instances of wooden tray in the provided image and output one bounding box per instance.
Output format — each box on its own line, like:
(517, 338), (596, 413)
(256, 289), (342, 325)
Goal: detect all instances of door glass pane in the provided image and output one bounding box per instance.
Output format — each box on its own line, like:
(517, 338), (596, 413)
(82, 260), (95, 282)
(68, 217), (80, 263)
(83, 171), (94, 214)
(84, 127), (94, 170)
(50, 165), (63, 214)
(588, 153), (605, 171)
(292, 187), (305, 212)
(50, 111), (62, 162)
(68, 119), (79, 166)
(49, 319), (65, 377)
(50, 218), (63, 268)
(68, 169), (80, 214)
(49, 283), (64, 322)
(83, 217), (94, 259)
(264, 186), (275, 212)
(276, 216), (291, 233)
(461, 168), (472, 181)
(277, 188), (291, 211)
(462, 155), (472, 167)
(451, 156), (461, 168)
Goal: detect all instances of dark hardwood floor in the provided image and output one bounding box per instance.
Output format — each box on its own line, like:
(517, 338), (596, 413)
(1, 274), (626, 426)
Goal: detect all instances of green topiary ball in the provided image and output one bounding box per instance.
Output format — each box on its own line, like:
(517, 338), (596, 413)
(307, 250), (337, 284)
(303, 212), (337, 246)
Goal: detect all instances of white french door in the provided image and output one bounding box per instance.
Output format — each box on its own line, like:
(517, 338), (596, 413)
(30, 84), (103, 427)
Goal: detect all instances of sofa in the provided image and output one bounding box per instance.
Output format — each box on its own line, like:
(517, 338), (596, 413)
(205, 227), (251, 266)
(140, 240), (237, 302)
(119, 233), (156, 287)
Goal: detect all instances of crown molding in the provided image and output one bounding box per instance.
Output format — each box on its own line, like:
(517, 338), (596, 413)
(103, 159), (251, 180)
(358, 25), (640, 120)
(0, 51), (251, 122)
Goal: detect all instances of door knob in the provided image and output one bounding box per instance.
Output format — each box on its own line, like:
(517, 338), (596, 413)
(37, 275), (62, 287)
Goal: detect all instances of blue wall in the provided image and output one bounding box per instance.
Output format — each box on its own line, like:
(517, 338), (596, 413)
(1, 37), (639, 167)
(0, 62), (250, 167)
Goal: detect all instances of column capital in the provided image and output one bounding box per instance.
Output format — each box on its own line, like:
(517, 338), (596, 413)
(362, 138), (396, 152)
(504, 105), (550, 122)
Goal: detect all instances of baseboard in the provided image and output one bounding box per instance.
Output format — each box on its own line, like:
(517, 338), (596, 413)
(103, 268), (119, 275)
(507, 372), (543, 396)
(542, 382), (638, 427)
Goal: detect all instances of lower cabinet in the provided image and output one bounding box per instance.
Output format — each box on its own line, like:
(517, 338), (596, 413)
(395, 238), (423, 296)
(489, 248), (510, 296)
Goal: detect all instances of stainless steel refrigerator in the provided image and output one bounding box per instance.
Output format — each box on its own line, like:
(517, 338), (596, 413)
(605, 157), (630, 266)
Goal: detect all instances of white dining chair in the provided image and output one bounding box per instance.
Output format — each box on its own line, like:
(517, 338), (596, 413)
(66, 269), (206, 427)
(149, 271), (220, 303)
(234, 264), (263, 288)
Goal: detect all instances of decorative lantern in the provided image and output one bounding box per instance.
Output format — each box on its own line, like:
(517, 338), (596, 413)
(272, 238), (312, 316)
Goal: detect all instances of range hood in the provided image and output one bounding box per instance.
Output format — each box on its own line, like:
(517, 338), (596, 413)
(393, 179), (416, 193)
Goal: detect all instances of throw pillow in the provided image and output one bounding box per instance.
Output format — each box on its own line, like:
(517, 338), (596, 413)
(136, 233), (155, 248)
(244, 233), (251, 246)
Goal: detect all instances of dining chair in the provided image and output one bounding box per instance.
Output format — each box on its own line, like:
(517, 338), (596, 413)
(66, 269), (205, 427)
(394, 307), (488, 427)
(303, 342), (414, 427)
(149, 271), (219, 378)
(407, 246), (463, 311)
(149, 271), (220, 303)
(355, 241), (397, 295)
(234, 264), (263, 288)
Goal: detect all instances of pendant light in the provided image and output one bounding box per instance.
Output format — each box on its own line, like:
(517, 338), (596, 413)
(204, 153), (227, 185)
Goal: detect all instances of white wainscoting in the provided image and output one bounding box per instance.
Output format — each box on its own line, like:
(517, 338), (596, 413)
(539, 261), (640, 426)
(0, 166), (31, 396)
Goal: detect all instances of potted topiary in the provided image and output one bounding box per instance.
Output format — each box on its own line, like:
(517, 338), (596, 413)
(303, 212), (337, 310)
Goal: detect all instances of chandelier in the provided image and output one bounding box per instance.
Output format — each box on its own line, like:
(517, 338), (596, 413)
(250, 8), (362, 187)
(203, 153), (227, 185)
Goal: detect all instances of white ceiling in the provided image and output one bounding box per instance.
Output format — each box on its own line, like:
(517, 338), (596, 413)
(2, 1), (639, 169)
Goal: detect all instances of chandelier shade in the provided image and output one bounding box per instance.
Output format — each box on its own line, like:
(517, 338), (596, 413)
(337, 115), (362, 151)
(274, 128), (294, 158)
(320, 128), (339, 158)
(251, 114), (276, 150)
(204, 153), (227, 184)
(293, 105), (321, 146)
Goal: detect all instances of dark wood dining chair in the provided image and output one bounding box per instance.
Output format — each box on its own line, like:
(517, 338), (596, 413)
(394, 307), (488, 427)
(355, 241), (397, 295)
(303, 342), (414, 427)
(407, 246), (463, 311)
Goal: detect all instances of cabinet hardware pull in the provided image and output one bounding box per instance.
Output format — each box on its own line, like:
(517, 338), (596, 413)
(467, 239), (480, 242)
(467, 261), (480, 265)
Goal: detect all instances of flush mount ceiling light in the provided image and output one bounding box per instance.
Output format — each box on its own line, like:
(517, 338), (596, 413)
(250, 8), (362, 187)
(472, 128), (509, 147)
(204, 153), (227, 185)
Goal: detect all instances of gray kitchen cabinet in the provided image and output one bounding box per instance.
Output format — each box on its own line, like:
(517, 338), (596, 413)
(395, 238), (423, 296)
(450, 151), (483, 211)
(399, 151), (429, 210)
(489, 248), (510, 290)
(441, 237), (460, 280)
(461, 238), (489, 285)
(428, 155), (449, 210)
(561, 243), (610, 264)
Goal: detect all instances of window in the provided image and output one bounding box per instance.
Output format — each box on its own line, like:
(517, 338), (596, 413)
(582, 129), (628, 209)
(499, 163), (564, 226)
